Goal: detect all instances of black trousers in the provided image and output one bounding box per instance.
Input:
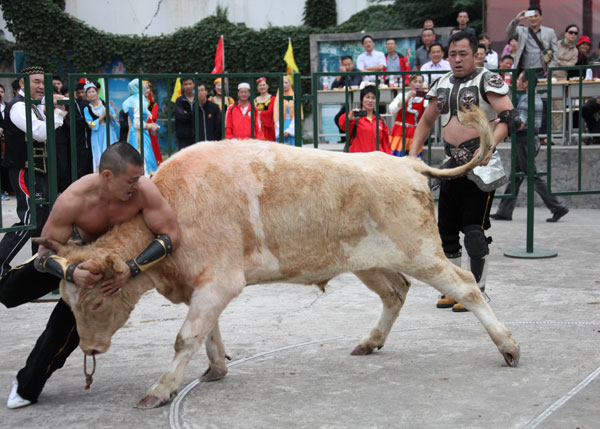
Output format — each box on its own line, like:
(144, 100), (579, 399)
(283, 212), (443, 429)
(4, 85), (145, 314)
(0, 260), (78, 403)
(582, 99), (600, 133)
(495, 132), (565, 217)
(0, 168), (50, 276)
(177, 137), (196, 150)
(437, 176), (494, 255)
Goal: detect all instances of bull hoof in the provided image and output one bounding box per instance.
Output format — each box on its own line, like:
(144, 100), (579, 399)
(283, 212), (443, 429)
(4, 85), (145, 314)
(502, 344), (521, 367)
(135, 395), (170, 409)
(351, 344), (374, 356)
(200, 366), (227, 382)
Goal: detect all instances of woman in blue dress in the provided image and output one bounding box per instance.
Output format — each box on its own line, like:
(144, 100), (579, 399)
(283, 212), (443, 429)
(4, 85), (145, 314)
(83, 82), (118, 172)
(122, 79), (159, 175)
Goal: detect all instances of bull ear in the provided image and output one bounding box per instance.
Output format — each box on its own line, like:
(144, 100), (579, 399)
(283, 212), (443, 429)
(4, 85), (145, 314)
(32, 237), (64, 253)
(104, 254), (128, 278)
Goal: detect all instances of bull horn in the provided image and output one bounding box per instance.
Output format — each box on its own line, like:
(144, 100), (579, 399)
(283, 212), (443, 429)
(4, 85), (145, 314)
(32, 237), (64, 252)
(79, 260), (101, 275)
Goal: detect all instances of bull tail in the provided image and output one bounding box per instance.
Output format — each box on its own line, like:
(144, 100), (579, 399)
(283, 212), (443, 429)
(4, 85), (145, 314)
(411, 106), (494, 180)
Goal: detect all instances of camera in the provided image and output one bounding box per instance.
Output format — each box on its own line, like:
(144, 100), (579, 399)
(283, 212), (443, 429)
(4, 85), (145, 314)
(355, 110), (368, 118)
(524, 10), (536, 17)
(416, 90), (426, 97)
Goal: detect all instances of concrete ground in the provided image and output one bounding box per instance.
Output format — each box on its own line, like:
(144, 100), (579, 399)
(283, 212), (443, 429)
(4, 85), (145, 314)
(0, 197), (599, 429)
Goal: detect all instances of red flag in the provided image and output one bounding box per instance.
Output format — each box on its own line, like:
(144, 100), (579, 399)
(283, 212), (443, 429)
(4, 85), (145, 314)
(211, 36), (224, 74)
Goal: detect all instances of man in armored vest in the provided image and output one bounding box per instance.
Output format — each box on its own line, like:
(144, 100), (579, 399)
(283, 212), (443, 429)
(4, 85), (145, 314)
(409, 31), (520, 312)
(0, 66), (68, 276)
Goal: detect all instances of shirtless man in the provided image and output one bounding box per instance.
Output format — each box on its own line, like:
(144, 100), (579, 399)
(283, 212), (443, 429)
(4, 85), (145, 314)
(0, 142), (180, 408)
(409, 31), (519, 312)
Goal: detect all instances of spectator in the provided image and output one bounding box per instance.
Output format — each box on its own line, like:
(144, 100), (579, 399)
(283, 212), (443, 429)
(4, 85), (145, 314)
(589, 41), (600, 63)
(384, 38), (411, 86)
(122, 79), (159, 175)
(75, 81), (86, 100)
(254, 77), (275, 141)
(506, 6), (558, 77)
(415, 28), (436, 70)
(356, 35), (386, 82)
(555, 25), (579, 80)
(490, 71), (569, 223)
(209, 77), (234, 111)
(174, 77), (198, 149)
(273, 75), (302, 145)
(119, 110), (129, 142)
(52, 76), (63, 93)
(456, 10), (476, 37)
(388, 74), (426, 157)
(331, 55), (362, 89)
(573, 36), (595, 80)
(83, 82), (119, 173)
(415, 15), (443, 51)
(0, 66), (68, 276)
(0, 83), (12, 200)
(479, 33), (499, 69)
(10, 79), (20, 98)
(475, 44), (487, 68)
(225, 82), (263, 140)
(444, 28), (462, 59)
(501, 37), (519, 58)
(420, 42), (451, 85)
(337, 85), (391, 154)
(581, 97), (600, 142)
(144, 81), (162, 166)
(499, 55), (515, 84)
(175, 79), (222, 147)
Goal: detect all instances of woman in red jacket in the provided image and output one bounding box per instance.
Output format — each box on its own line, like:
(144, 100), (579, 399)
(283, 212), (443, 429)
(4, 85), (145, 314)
(337, 85), (391, 154)
(144, 81), (162, 165)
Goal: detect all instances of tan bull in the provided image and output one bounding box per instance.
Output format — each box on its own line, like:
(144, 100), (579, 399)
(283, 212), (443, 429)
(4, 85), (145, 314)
(45, 108), (519, 408)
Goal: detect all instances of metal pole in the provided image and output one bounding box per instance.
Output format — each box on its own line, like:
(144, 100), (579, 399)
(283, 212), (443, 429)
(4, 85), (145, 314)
(293, 72), (302, 147)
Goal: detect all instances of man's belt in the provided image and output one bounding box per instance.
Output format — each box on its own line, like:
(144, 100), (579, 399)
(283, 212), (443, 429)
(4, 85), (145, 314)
(443, 137), (480, 166)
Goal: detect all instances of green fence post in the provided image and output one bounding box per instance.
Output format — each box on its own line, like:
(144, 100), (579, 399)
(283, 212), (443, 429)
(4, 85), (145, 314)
(293, 72), (302, 147)
(505, 68), (557, 259)
(312, 73), (319, 147)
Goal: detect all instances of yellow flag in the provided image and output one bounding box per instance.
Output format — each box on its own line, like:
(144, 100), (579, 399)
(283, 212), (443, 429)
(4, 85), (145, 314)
(170, 78), (181, 103)
(283, 39), (299, 75)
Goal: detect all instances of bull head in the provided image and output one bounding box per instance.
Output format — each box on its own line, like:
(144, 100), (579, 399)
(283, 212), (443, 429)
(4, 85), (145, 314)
(60, 253), (139, 356)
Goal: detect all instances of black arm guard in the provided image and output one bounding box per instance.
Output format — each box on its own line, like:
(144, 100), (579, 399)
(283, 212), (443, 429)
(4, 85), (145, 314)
(34, 251), (80, 283)
(498, 109), (522, 136)
(126, 234), (173, 277)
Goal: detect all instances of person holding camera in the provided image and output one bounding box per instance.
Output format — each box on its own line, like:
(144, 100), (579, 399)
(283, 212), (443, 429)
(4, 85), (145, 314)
(506, 6), (558, 78)
(336, 85), (391, 154)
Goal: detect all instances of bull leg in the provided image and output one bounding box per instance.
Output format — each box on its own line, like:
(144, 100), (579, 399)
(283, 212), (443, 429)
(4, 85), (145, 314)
(136, 276), (245, 409)
(410, 259), (520, 367)
(200, 321), (229, 382)
(351, 269), (410, 356)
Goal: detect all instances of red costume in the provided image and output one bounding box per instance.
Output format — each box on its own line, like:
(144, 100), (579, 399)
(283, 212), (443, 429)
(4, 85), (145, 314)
(225, 102), (264, 140)
(337, 114), (391, 154)
(389, 96), (425, 157)
(145, 83), (163, 165)
(255, 97), (275, 141)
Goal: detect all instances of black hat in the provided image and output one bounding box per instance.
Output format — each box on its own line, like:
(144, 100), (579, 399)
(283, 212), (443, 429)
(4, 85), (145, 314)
(20, 65), (45, 75)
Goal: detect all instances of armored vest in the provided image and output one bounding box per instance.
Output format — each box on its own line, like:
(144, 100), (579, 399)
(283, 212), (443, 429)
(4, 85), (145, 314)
(426, 67), (509, 127)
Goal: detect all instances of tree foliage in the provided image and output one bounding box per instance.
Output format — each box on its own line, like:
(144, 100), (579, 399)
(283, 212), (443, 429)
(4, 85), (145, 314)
(303, 0), (337, 29)
(394, 0), (482, 34)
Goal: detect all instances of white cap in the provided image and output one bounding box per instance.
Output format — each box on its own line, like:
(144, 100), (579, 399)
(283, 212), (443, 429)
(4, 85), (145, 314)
(238, 82), (250, 90)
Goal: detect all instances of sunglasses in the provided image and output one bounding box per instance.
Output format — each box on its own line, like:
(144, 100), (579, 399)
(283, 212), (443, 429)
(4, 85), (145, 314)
(567, 31), (579, 35)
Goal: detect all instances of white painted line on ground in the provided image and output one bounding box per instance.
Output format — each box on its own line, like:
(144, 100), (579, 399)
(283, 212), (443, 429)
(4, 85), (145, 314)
(521, 365), (600, 429)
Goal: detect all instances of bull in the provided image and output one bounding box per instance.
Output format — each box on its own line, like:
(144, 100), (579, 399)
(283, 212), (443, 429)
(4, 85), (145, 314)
(43, 108), (519, 408)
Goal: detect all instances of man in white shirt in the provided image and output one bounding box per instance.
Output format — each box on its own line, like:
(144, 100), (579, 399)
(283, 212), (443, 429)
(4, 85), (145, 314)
(0, 66), (67, 276)
(356, 35), (386, 82)
(420, 43), (451, 84)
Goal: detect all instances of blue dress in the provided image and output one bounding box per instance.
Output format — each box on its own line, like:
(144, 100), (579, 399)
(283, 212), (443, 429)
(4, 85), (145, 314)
(122, 79), (158, 175)
(84, 102), (119, 172)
